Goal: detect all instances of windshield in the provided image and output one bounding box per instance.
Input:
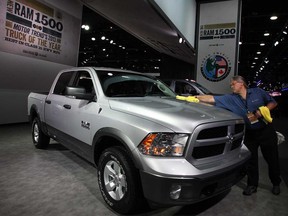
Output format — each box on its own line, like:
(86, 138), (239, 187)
(96, 70), (176, 97)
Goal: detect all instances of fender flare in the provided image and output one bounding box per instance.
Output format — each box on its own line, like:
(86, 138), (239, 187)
(92, 127), (142, 169)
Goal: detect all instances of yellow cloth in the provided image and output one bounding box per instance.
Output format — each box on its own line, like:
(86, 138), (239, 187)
(176, 95), (187, 100)
(259, 106), (273, 123)
(176, 95), (199, 103)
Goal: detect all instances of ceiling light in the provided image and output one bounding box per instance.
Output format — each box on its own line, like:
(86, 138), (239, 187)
(81, 25), (90, 30)
(274, 41), (279, 46)
(239, 41), (242, 45)
(110, 40), (113, 44)
(179, 37), (183, 43)
(264, 32), (270, 36)
(257, 51), (261, 54)
(283, 31), (287, 35)
(254, 57), (258, 59)
(101, 36), (106, 40)
(91, 37), (95, 41)
(270, 16), (278, 20)
(260, 43), (265, 46)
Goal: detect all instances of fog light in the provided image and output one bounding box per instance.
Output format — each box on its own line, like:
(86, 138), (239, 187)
(170, 184), (181, 200)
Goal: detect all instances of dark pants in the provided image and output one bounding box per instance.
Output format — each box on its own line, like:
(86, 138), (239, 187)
(244, 123), (281, 187)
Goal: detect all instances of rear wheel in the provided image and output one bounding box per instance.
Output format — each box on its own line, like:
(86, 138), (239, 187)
(97, 146), (145, 214)
(32, 117), (50, 149)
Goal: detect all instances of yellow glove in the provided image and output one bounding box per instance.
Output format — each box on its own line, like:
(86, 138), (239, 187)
(258, 106), (273, 123)
(186, 96), (199, 103)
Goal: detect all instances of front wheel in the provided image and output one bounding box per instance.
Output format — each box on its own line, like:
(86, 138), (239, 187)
(97, 146), (145, 214)
(32, 117), (50, 149)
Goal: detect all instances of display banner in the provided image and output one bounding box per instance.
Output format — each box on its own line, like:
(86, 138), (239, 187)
(0, 0), (81, 65)
(196, 0), (240, 94)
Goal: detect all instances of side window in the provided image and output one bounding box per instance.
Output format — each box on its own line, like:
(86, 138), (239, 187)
(73, 71), (94, 94)
(53, 72), (74, 95)
(175, 81), (197, 95)
(174, 81), (186, 95)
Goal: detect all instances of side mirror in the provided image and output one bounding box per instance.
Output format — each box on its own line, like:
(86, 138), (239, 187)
(65, 86), (95, 101)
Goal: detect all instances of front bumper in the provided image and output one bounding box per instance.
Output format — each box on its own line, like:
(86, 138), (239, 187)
(140, 159), (248, 206)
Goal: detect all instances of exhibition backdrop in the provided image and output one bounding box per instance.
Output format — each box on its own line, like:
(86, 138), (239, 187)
(0, 0), (81, 65)
(0, 0), (82, 124)
(196, 0), (241, 94)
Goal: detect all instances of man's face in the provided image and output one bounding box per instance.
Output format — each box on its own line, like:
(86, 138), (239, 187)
(230, 80), (244, 94)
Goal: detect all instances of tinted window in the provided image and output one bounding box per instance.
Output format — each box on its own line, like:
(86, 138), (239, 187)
(73, 71), (94, 94)
(191, 82), (213, 94)
(175, 81), (197, 95)
(53, 72), (74, 95)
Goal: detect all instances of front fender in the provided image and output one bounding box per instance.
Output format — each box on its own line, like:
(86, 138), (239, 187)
(92, 127), (143, 169)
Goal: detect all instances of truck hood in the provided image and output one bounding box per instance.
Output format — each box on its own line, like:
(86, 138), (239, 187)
(108, 97), (243, 132)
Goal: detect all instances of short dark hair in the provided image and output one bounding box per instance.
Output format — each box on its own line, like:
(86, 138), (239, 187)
(231, 75), (248, 88)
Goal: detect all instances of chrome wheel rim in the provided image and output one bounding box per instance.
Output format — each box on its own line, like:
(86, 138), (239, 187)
(103, 160), (127, 200)
(33, 123), (39, 143)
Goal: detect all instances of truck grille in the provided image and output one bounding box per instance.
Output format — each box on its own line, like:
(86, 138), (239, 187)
(191, 122), (245, 160)
(192, 143), (225, 159)
(197, 126), (227, 139)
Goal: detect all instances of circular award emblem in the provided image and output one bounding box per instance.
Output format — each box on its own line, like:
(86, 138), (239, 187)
(201, 54), (231, 82)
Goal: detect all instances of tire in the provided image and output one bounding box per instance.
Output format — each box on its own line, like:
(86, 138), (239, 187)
(97, 146), (145, 214)
(32, 117), (50, 149)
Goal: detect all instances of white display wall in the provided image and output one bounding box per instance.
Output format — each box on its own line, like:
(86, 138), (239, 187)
(0, 0), (82, 124)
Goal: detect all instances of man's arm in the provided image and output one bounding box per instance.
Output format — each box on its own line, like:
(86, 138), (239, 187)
(266, 101), (277, 111)
(196, 95), (215, 104)
(254, 101), (277, 119)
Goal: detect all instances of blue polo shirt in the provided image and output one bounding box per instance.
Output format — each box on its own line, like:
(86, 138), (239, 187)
(214, 88), (276, 130)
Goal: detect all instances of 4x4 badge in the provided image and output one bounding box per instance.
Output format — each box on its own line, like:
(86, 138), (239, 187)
(81, 121), (90, 130)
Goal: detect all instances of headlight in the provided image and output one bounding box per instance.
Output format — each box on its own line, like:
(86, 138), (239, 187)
(137, 133), (189, 157)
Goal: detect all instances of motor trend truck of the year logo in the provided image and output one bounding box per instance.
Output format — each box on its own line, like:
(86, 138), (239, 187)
(4, 0), (63, 54)
(200, 53), (231, 82)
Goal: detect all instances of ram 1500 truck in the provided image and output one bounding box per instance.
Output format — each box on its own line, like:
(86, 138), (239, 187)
(28, 67), (250, 214)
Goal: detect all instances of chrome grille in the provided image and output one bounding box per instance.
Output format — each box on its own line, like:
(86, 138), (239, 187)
(191, 122), (245, 160)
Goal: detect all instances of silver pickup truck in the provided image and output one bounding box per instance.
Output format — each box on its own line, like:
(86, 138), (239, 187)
(28, 67), (250, 214)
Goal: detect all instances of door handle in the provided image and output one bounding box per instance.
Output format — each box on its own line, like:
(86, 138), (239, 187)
(45, 100), (51, 104)
(63, 104), (71, 109)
